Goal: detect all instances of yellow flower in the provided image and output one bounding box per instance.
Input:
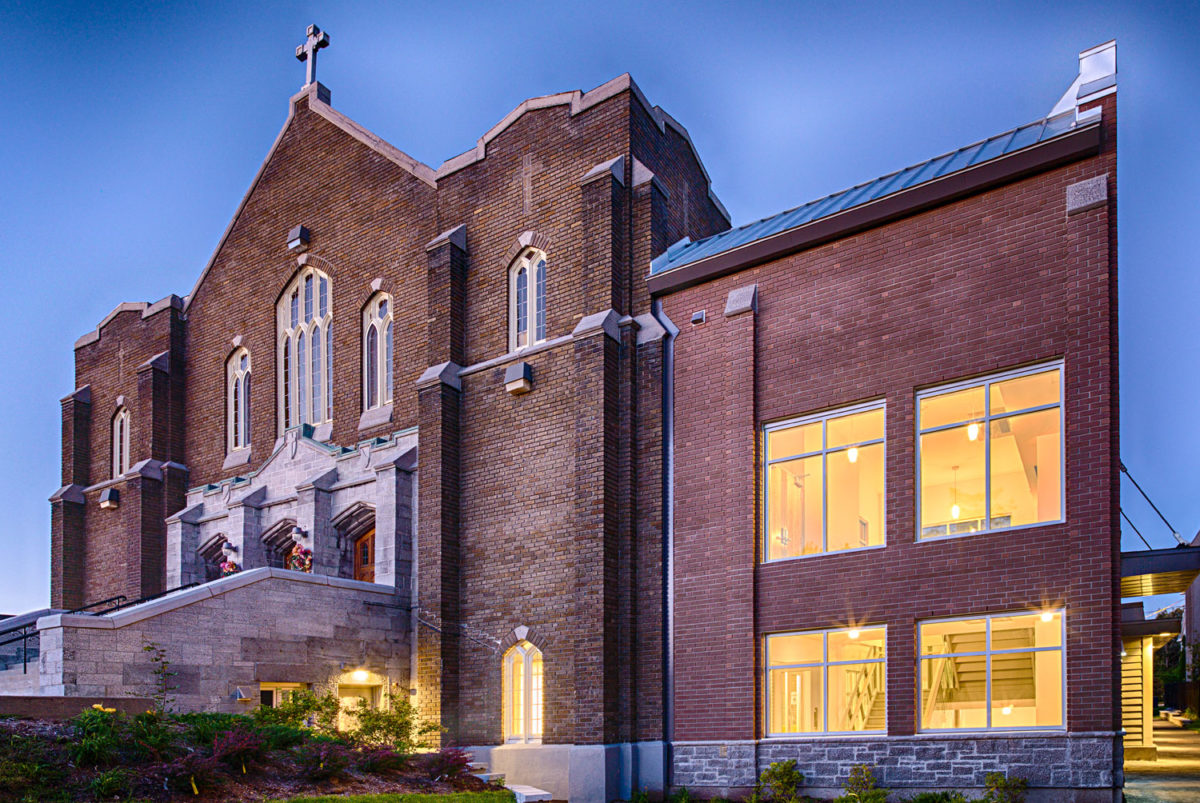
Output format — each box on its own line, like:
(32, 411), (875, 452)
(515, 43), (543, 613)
(91, 703), (104, 710)
(102, 706), (116, 714)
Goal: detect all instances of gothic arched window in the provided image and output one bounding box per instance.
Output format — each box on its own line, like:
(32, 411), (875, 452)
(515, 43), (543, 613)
(227, 348), (251, 452)
(362, 293), (393, 410)
(502, 640), (543, 742)
(509, 249), (547, 350)
(277, 267), (332, 432)
(111, 407), (131, 479)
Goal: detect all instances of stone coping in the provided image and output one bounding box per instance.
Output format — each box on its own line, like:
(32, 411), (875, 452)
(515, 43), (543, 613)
(673, 730), (1118, 745)
(36, 568), (396, 631)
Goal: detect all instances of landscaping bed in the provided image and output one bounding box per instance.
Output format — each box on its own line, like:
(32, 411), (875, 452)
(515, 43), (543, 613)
(0, 691), (505, 803)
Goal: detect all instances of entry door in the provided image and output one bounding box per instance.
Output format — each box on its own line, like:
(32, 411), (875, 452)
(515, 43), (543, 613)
(354, 529), (375, 583)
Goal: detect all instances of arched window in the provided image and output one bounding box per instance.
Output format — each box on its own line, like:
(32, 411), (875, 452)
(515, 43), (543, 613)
(227, 348), (252, 452)
(111, 407), (131, 479)
(509, 249), (547, 350)
(277, 267), (332, 432)
(502, 640), (543, 742)
(362, 293), (393, 410)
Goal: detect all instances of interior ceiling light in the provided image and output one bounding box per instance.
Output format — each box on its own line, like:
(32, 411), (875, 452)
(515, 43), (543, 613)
(967, 422), (980, 441)
(847, 446), (859, 463)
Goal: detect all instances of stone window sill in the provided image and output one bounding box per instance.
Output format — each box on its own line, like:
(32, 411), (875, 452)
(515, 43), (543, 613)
(222, 449), (252, 471)
(358, 403), (393, 432)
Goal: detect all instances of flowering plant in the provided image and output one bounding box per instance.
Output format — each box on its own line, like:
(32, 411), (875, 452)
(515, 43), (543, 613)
(220, 559), (241, 576)
(288, 547), (313, 573)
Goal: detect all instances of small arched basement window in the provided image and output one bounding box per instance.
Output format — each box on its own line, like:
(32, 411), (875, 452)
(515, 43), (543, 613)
(509, 249), (547, 350)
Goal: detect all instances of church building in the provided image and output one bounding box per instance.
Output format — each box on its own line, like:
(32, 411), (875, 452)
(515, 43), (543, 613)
(14, 29), (1122, 802)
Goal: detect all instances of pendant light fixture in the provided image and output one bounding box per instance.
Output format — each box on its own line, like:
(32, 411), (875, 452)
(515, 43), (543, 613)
(950, 465), (960, 520)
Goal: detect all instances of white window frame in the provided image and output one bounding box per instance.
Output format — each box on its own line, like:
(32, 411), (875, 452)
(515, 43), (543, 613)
(508, 248), (547, 351)
(277, 267), (333, 433)
(764, 625), (887, 738)
(918, 609), (1066, 733)
(916, 361), (1065, 542)
(362, 292), (393, 411)
(503, 640), (543, 743)
(111, 406), (131, 479)
(227, 348), (251, 453)
(762, 400), (887, 562)
(259, 682), (306, 708)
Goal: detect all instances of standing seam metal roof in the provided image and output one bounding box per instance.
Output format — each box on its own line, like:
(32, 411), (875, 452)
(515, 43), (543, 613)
(649, 109), (1081, 276)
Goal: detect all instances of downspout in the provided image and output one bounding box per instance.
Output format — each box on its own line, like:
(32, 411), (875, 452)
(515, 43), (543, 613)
(651, 297), (679, 784)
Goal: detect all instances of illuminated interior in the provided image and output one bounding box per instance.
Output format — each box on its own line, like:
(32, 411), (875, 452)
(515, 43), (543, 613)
(766, 406), (885, 560)
(919, 367), (1061, 539)
(503, 640), (543, 742)
(766, 626), (886, 735)
(919, 611), (1064, 730)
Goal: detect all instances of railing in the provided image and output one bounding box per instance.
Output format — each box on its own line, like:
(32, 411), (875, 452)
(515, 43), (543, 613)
(844, 647), (884, 731)
(0, 584), (197, 675)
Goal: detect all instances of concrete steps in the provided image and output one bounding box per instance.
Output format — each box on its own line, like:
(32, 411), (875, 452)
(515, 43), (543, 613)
(467, 756), (551, 802)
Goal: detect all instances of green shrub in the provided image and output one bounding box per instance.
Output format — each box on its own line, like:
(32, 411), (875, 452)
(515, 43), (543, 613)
(355, 745), (411, 773)
(983, 772), (1027, 803)
(0, 732), (69, 801)
(126, 709), (175, 760)
(254, 689), (341, 732)
(175, 711), (252, 746)
(668, 787), (693, 803)
(755, 759), (805, 803)
(349, 687), (442, 752)
(145, 751), (225, 796)
(413, 746), (472, 781)
(904, 793), (969, 803)
(89, 767), (132, 800)
(258, 722), (310, 750)
(834, 763), (888, 803)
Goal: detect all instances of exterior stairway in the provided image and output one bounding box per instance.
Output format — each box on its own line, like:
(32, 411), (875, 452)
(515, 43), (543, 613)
(469, 757), (552, 802)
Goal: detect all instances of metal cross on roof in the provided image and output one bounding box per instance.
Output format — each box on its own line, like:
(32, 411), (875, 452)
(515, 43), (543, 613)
(295, 24), (330, 88)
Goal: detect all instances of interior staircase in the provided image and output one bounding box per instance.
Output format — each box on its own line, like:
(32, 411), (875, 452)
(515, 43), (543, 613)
(924, 630), (1038, 726)
(469, 756), (552, 803)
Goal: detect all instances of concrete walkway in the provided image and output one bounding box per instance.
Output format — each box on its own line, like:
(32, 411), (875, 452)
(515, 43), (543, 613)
(1125, 720), (1200, 802)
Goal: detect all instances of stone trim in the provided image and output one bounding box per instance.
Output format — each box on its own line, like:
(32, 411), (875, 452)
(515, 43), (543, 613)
(633, 313), (667, 345)
(581, 155), (625, 186)
(1067, 174), (1108, 214)
(416, 361), (463, 391)
(222, 449), (252, 471)
(425, 224), (468, 253)
(503, 231), (554, 267)
(74, 295), (182, 349)
(49, 484), (86, 504)
(60, 385), (92, 404)
(571, 309), (621, 342)
(137, 351), (170, 373)
(357, 403), (394, 431)
(632, 157), (669, 198)
(35, 567), (396, 631)
(724, 284), (758, 318)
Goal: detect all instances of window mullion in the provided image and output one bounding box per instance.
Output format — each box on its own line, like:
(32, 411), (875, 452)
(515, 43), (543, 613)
(985, 618), (992, 729)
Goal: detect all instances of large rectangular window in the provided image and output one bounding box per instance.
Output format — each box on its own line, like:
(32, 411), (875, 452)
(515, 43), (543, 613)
(764, 404), (885, 560)
(919, 611), (1064, 731)
(917, 364), (1062, 540)
(766, 626), (886, 736)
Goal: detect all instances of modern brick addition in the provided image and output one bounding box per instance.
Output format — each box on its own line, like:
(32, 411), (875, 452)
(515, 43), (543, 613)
(657, 77), (1119, 803)
(39, 35), (1122, 803)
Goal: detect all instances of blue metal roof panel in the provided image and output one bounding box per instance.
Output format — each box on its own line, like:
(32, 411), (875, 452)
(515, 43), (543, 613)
(650, 109), (1083, 276)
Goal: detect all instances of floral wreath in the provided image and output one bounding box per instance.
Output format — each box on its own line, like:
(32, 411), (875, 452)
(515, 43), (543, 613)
(219, 558), (241, 576)
(288, 546), (313, 573)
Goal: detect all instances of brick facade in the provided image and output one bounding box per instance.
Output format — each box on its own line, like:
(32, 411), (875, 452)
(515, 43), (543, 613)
(660, 93), (1118, 796)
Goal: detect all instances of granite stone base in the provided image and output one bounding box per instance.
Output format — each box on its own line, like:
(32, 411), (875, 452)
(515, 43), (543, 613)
(673, 733), (1121, 799)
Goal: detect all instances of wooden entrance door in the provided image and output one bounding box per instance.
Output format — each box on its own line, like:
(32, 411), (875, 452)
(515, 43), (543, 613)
(354, 529), (375, 583)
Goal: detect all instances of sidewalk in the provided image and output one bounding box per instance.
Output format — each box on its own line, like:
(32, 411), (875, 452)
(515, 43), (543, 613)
(1125, 720), (1200, 802)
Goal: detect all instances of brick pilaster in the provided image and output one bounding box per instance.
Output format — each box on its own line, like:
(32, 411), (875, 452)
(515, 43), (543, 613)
(51, 387), (91, 609)
(580, 157), (628, 315)
(425, 225), (468, 367)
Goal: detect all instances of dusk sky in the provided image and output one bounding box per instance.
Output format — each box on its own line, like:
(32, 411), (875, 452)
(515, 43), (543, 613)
(2, 1), (1196, 614)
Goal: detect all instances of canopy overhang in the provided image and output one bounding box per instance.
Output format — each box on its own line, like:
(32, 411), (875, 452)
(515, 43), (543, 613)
(1121, 546), (1200, 597)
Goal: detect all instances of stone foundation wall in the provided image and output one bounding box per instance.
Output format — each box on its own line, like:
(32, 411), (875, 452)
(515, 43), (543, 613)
(673, 733), (1121, 795)
(36, 568), (410, 713)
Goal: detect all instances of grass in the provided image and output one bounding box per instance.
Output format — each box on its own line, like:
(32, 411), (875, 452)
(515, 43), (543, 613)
(274, 793), (515, 803)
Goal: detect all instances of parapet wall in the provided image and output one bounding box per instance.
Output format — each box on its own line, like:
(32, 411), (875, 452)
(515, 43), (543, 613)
(35, 568), (410, 712)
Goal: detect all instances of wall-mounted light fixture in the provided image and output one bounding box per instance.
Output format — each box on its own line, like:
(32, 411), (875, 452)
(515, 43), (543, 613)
(351, 669), (369, 683)
(290, 525), (307, 546)
(99, 488), (119, 510)
(505, 362), (533, 395)
(287, 225), (311, 253)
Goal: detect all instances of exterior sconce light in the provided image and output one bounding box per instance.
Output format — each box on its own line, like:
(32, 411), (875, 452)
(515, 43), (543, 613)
(287, 225), (311, 253)
(99, 488), (119, 510)
(290, 525), (307, 546)
(221, 541), (238, 556)
(505, 362), (533, 396)
(691, 310), (706, 325)
(351, 669), (369, 683)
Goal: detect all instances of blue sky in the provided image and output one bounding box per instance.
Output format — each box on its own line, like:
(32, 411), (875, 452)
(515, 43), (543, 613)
(1, 1), (1196, 613)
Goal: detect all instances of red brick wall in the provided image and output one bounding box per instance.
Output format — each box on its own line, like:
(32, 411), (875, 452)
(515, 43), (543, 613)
(665, 95), (1119, 740)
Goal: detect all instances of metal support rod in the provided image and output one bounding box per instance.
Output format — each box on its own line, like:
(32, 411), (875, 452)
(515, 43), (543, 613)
(1121, 508), (1153, 550)
(1121, 462), (1183, 543)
